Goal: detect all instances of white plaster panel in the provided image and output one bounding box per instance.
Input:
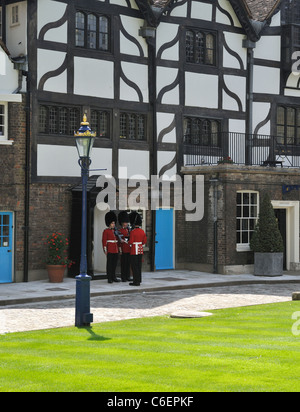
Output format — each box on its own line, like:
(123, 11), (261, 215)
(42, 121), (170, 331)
(119, 150), (149, 180)
(284, 88), (300, 97)
(74, 57), (114, 99)
(37, 49), (67, 93)
(37, 145), (80, 177)
(120, 32), (140, 56)
(253, 66), (280, 95)
(223, 33), (247, 69)
(229, 119), (246, 134)
(120, 16), (148, 57)
(110, 0), (128, 7)
(157, 67), (179, 105)
(216, 0), (241, 27)
(223, 75), (246, 112)
(38, 0), (67, 37)
(170, 2), (187, 17)
(254, 36), (281, 61)
(44, 71), (67, 93)
(191, 2), (212, 21)
(6, 2), (27, 57)
(253, 102), (271, 135)
(157, 113), (176, 144)
(0, 49), (19, 93)
(158, 151), (177, 180)
(120, 62), (148, 102)
(44, 22), (67, 44)
(185, 72), (218, 108)
(270, 11), (281, 27)
(157, 23), (179, 61)
(37, 145), (112, 177)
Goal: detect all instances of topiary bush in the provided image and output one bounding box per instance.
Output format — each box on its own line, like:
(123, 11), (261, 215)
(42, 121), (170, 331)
(250, 193), (284, 253)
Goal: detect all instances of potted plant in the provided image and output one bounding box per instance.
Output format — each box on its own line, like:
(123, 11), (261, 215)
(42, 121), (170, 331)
(45, 232), (73, 282)
(250, 193), (284, 277)
(217, 156), (234, 165)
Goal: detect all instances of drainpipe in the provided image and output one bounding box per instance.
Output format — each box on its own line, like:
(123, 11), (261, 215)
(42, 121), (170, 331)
(22, 70), (30, 282)
(11, 57), (30, 282)
(139, 24), (157, 272)
(210, 178), (219, 274)
(243, 39), (256, 166)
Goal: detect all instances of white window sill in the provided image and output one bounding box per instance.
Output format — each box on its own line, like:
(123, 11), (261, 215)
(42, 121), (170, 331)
(0, 140), (14, 146)
(236, 244), (251, 252)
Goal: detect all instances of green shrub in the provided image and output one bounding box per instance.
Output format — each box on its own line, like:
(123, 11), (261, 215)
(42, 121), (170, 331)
(250, 193), (284, 253)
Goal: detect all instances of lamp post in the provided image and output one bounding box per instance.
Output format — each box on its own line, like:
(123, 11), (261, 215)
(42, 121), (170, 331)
(74, 114), (96, 327)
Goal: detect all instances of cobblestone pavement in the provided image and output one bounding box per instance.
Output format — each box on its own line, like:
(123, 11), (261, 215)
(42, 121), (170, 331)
(0, 282), (299, 334)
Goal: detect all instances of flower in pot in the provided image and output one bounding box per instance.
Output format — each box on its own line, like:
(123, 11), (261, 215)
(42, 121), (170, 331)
(45, 232), (73, 282)
(250, 193), (284, 277)
(217, 156), (234, 165)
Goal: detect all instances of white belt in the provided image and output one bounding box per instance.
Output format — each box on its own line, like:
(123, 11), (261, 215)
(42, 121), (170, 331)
(107, 240), (118, 243)
(133, 242), (143, 255)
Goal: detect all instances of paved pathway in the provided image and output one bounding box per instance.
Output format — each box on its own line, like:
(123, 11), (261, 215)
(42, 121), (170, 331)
(1, 279), (299, 334)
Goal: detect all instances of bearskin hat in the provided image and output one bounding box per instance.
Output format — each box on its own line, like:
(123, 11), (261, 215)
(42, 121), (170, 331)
(129, 211), (142, 227)
(105, 211), (117, 227)
(118, 211), (130, 225)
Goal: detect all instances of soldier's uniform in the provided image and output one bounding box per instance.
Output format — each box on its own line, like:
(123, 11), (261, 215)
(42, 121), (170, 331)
(102, 211), (119, 283)
(129, 212), (147, 286)
(118, 211), (132, 282)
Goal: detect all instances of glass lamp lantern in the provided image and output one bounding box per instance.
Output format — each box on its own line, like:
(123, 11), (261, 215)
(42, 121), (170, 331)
(74, 114), (96, 159)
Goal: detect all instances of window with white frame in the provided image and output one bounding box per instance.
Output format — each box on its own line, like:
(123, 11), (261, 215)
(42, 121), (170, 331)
(0, 103), (8, 141)
(11, 5), (19, 26)
(236, 191), (259, 251)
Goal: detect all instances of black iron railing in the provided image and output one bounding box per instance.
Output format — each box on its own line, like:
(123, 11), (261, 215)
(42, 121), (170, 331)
(183, 132), (300, 168)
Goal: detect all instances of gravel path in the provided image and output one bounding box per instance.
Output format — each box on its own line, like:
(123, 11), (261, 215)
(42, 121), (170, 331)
(0, 283), (298, 334)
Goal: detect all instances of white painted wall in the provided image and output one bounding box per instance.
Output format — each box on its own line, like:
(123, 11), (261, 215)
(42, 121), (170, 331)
(37, 145), (112, 177)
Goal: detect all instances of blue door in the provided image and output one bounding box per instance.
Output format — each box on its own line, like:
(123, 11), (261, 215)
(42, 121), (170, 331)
(0, 212), (13, 283)
(155, 209), (174, 270)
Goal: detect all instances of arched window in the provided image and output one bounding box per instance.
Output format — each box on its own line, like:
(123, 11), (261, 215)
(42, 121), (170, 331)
(99, 16), (109, 51)
(185, 29), (216, 65)
(87, 14), (97, 49)
(75, 11), (110, 51)
(75, 12), (85, 47)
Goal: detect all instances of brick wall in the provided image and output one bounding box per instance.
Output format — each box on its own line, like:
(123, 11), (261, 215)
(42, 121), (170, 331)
(180, 165), (300, 273)
(0, 98), (73, 281)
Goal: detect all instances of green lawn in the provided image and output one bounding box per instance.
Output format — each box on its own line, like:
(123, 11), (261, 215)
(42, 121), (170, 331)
(1, 301), (300, 392)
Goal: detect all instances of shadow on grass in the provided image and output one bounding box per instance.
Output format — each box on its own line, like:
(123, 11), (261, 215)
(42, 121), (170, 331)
(84, 326), (111, 342)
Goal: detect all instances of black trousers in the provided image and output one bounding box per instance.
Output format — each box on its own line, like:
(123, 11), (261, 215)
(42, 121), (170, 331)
(106, 253), (118, 282)
(130, 255), (142, 285)
(121, 253), (131, 281)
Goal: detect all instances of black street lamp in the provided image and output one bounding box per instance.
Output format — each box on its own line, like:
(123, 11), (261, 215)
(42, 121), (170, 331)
(74, 114), (96, 327)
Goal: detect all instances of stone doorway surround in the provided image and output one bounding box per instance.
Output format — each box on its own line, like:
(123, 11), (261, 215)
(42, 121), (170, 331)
(271, 200), (300, 271)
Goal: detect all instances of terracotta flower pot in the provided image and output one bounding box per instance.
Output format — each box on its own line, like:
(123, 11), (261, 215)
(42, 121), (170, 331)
(46, 265), (66, 283)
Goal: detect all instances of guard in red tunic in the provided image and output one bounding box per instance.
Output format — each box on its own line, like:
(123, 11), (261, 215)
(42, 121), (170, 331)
(102, 211), (120, 283)
(129, 212), (147, 286)
(118, 211), (133, 282)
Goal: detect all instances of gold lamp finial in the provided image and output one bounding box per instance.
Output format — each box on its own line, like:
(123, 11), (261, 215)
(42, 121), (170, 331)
(81, 114), (89, 125)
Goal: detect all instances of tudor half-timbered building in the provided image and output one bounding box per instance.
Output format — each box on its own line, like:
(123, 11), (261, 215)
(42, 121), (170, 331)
(1, 0), (300, 282)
